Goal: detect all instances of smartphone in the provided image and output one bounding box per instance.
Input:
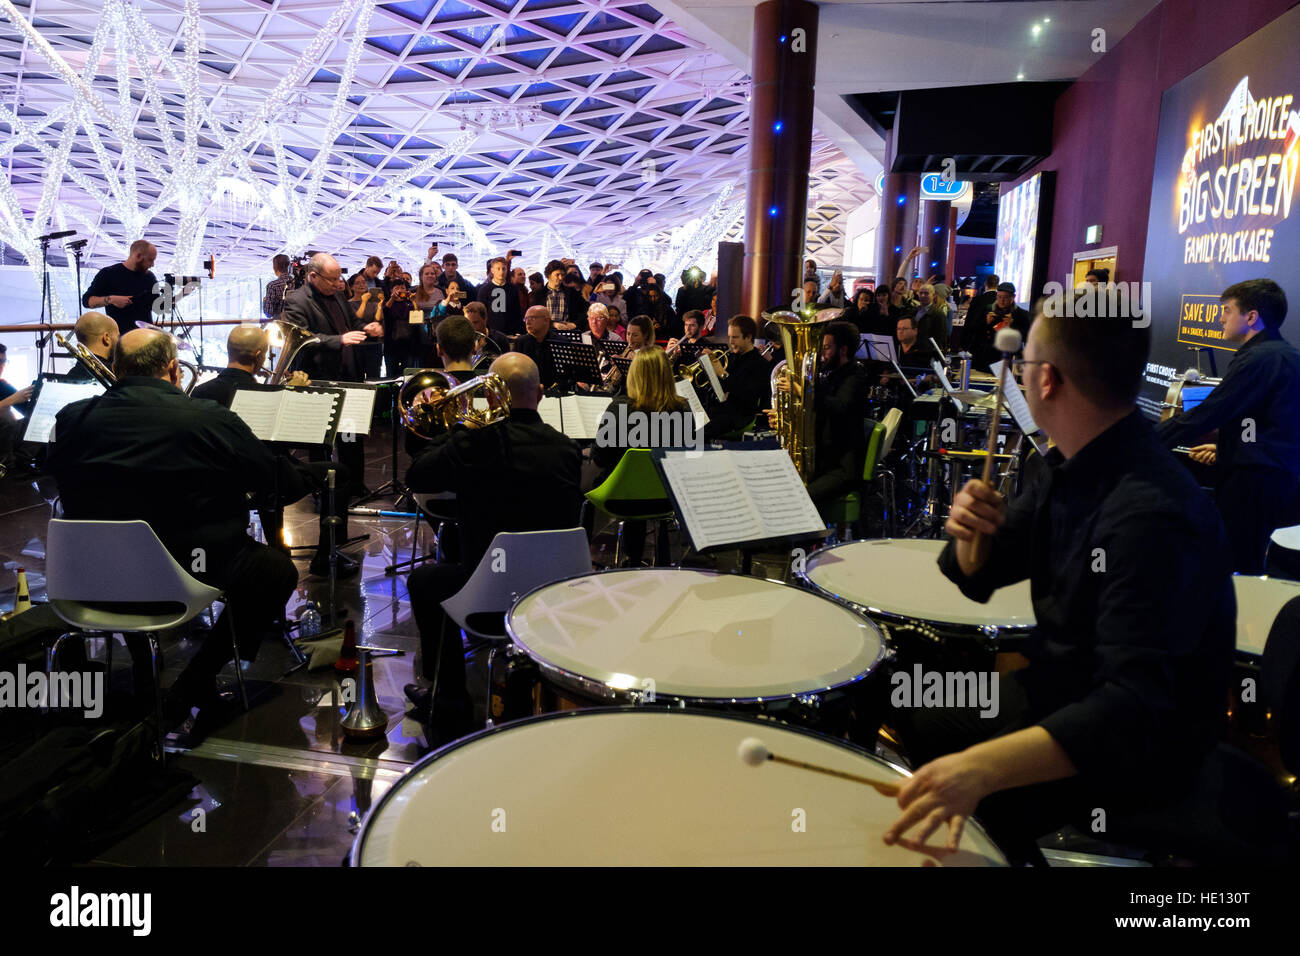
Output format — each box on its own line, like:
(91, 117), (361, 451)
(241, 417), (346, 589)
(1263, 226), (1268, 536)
(600, 283), (614, 293)
(508, 249), (522, 258)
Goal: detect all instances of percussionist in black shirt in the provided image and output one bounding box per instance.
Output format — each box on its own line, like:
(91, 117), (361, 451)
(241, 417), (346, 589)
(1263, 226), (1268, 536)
(1156, 279), (1300, 573)
(884, 301), (1234, 864)
(47, 329), (299, 740)
(192, 326), (356, 578)
(702, 314), (769, 440)
(403, 352), (582, 744)
(82, 240), (162, 337)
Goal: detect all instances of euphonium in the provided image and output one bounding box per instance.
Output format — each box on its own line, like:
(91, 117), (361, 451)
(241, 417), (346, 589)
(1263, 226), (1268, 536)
(268, 319), (320, 384)
(55, 332), (115, 387)
(398, 370), (511, 439)
(761, 307), (842, 482)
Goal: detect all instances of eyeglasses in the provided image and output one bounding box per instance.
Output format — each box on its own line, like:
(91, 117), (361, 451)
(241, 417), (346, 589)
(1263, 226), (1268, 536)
(1010, 358), (1050, 379)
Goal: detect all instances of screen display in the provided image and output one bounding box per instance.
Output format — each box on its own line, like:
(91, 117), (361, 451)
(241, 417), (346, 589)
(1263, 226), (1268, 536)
(993, 173), (1041, 307)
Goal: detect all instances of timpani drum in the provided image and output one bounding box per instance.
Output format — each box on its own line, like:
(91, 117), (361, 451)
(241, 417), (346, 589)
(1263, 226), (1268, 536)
(351, 709), (1008, 866)
(492, 568), (885, 737)
(799, 538), (1035, 672)
(1229, 575), (1300, 736)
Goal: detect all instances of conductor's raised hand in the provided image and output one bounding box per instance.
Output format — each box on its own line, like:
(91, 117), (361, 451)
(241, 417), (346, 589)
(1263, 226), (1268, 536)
(341, 330), (367, 346)
(946, 479), (1005, 577)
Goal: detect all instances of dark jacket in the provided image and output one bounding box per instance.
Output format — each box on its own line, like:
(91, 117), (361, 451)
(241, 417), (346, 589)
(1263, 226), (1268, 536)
(478, 279), (524, 336)
(281, 283), (366, 381)
(531, 285), (589, 330)
(512, 331), (561, 388)
(47, 377), (280, 573)
(702, 346), (770, 440)
(809, 361), (871, 501)
(938, 410), (1234, 801)
(405, 408), (583, 569)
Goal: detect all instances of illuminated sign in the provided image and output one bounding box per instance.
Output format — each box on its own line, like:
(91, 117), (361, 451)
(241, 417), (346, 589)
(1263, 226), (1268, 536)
(920, 175), (971, 201)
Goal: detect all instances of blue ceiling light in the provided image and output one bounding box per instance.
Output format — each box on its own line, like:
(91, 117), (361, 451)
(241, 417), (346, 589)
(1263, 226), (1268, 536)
(896, 195), (905, 205)
(773, 120), (783, 133)
(895, 246), (902, 253)
(933, 226), (941, 233)
(779, 34), (787, 43)
(768, 205), (778, 217)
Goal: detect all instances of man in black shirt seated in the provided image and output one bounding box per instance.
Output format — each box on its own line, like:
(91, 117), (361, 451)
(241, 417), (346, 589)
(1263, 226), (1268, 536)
(803, 321), (870, 505)
(82, 239), (162, 338)
(702, 314), (769, 440)
(463, 300), (510, 371)
(47, 329), (299, 740)
(192, 326), (356, 578)
(512, 305), (561, 388)
(1156, 279), (1300, 573)
(895, 315), (936, 367)
(64, 311), (119, 382)
(884, 304), (1234, 865)
(404, 352), (583, 743)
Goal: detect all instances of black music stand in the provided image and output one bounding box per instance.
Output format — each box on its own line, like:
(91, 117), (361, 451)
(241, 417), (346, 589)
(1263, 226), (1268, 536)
(608, 355), (633, 379)
(549, 340), (603, 388)
(350, 378), (415, 514)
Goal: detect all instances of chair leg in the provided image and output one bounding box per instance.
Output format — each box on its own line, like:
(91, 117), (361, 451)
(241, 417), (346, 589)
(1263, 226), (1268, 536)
(148, 635), (166, 767)
(613, 520), (625, 567)
(224, 598), (250, 712)
(46, 632), (77, 673)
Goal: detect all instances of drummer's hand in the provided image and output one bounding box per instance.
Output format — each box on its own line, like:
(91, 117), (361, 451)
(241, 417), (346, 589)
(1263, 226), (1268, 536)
(946, 479), (1004, 577)
(285, 371), (310, 387)
(883, 750), (992, 853)
(1189, 443), (1216, 465)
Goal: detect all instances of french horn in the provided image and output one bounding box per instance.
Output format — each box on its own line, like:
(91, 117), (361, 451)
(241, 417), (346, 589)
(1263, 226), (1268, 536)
(398, 370), (511, 438)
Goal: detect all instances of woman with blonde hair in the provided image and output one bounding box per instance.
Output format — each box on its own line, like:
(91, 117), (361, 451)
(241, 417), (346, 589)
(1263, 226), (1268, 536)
(590, 346), (695, 566)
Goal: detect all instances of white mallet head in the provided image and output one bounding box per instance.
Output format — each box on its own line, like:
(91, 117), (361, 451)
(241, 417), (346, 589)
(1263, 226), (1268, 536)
(738, 737), (770, 767)
(994, 327), (1023, 355)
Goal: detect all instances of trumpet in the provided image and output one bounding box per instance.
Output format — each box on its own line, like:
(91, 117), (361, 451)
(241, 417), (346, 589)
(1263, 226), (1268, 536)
(678, 348), (728, 393)
(55, 332), (115, 387)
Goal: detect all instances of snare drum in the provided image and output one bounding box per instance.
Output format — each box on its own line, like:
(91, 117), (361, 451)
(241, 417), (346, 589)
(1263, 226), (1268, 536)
(800, 538), (1035, 672)
(351, 709), (1007, 866)
(493, 568), (885, 737)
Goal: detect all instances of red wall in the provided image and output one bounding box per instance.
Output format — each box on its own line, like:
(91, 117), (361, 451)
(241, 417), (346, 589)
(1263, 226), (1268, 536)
(1011, 0), (1298, 286)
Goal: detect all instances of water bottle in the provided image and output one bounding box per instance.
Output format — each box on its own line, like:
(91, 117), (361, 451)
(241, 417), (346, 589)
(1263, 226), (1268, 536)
(299, 602), (322, 639)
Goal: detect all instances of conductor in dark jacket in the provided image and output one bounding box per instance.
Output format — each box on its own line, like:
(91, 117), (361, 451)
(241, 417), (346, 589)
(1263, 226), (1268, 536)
(280, 253), (376, 495)
(404, 352), (583, 743)
(47, 329), (299, 739)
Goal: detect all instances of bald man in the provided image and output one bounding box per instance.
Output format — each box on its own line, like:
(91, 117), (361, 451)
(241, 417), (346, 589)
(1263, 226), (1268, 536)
(512, 305), (560, 388)
(61, 311), (119, 383)
(47, 328), (298, 742)
(404, 352), (583, 744)
(83, 239), (160, 337)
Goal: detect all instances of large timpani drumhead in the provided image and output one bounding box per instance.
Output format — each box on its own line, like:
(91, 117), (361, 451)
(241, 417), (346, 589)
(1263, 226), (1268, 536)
(352, 709), (1007, 866)
(1232, 575), (1300, 657)
(506, 569), (884, 702)
(802, 539), (1035, 630)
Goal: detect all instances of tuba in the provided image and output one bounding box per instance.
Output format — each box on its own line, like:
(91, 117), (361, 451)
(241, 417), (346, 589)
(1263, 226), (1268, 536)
(762, 307), (842, 482)
(55, 332), (115, 387)
(268, 319), (320, 384)
(398, 370), (511, 439)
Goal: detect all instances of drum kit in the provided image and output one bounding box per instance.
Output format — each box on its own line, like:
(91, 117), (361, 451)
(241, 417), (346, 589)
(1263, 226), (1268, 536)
(351, 540), (1042, 866)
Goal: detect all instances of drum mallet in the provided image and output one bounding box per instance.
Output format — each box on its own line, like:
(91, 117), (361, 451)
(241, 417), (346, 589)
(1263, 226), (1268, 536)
(738, 737), (900, 798)
(980, 327), (1023, 486)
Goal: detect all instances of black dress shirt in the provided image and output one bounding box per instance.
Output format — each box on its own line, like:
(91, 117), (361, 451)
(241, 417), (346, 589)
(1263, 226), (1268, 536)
(82, 263), (159, 337)
(405, 408), (583, 569)
(512, 331), (560, 388)
(190, 367), (258, 409)
(1155, 328), (1300, 476)
(47, 377), (280, 572)
(938, 410), (1234, 800)
(703, 346), (769, 440)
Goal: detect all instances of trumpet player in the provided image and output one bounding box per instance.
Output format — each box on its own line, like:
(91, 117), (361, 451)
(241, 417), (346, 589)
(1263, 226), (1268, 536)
(65, 311), (119, 382)
(701, 314), (768, 440)
(463, 301), (509, 370)
(664, 310), (705, 366)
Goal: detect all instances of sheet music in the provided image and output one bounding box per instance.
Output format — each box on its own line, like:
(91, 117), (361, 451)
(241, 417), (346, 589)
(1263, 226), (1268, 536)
(229, 389), (282, 441)
(660, 452), (763, 550)
(865, 334), (897, 364)
(537, 395), (566, 432)
(320, 383), (377, 437)
(573, 395), (611, 438)
(25, 380), (104, 444)
(731, 450), (824, 538)
(275, 389), (341, 444)
(696, 349), (727, 401)
(674, 379), (710, 428)
(989, 360), (1040, 435)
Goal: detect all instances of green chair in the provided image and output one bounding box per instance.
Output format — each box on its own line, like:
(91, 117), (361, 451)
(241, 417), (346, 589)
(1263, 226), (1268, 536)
(585, 448), (676, 566)
(819, 420), (887, 533)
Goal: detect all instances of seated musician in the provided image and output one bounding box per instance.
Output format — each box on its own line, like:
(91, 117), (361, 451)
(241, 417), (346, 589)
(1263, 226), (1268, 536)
(664, 310), (705, 368)
(803, 321), (871, 505)
(462, 301), (509, 371)
(512, 305), (560, 389)
(896, 315), (935, 367)
(591, 347), (696, 566)
(403, 352), (583, 743)
(702, 314), (769, 440)
(884, 303), (1234, 865)
(65, 311), (119, 381)
(1155, 279), (1300, 573)
(192, 326), (357, 578)
(47, 329), (300, 741)
(581, 303), (623, 346)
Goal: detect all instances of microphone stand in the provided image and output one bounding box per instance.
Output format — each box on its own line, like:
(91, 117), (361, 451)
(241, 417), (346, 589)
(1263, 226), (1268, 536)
(37, 235), (51, 375)
(323, 467), (343, 626)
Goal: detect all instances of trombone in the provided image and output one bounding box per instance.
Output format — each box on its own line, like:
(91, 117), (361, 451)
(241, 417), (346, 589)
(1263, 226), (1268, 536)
(55, 332), (115, 388)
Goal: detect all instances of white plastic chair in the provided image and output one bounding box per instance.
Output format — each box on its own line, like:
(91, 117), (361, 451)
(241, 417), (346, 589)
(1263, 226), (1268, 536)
(441, 528), (592, 641)
(878, 406), (904, 460)
(45, 519), (242, 762)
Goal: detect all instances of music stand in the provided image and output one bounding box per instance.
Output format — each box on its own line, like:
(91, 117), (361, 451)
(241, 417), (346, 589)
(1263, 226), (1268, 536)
(608, 355), (633, 379)
(549, 340), (603, 387)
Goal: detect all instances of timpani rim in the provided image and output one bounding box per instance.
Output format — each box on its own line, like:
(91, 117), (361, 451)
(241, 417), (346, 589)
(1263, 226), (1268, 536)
(348, 706), (1008, 867)
(502, 566), (888, 705)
